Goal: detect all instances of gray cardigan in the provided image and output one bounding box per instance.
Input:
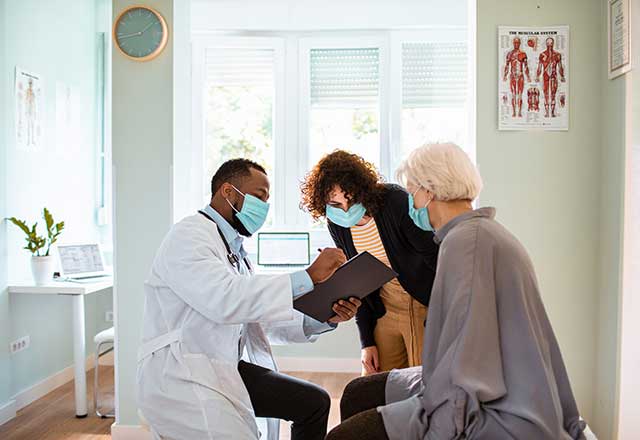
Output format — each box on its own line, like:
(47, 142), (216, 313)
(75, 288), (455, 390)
(380, 208), (586, 439)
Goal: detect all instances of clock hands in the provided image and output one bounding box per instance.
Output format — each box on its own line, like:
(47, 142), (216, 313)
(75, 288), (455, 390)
(118, 31), (142, 39)
(140, 19), (157, 34)
(118, 19), (158, 41)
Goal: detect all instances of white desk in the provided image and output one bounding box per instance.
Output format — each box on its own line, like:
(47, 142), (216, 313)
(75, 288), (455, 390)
(8, 278), (113, 418)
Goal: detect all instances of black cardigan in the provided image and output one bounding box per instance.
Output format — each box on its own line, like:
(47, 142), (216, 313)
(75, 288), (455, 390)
(328, 184), (438, 348)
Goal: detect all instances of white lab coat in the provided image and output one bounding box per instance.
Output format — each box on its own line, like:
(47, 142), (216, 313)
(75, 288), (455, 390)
(136, 213), (318, 440)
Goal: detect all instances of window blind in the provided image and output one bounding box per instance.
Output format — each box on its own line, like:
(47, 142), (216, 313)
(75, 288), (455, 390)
(402, 42), (467, 108)
(310, 48), (379, 107)
(206, 47), (275, 87)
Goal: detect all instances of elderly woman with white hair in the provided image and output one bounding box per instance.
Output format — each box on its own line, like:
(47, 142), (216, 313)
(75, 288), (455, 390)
(327, 142), (587, 440)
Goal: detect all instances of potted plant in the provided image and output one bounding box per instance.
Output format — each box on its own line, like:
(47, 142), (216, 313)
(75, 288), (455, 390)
(7, 208), (65, 285)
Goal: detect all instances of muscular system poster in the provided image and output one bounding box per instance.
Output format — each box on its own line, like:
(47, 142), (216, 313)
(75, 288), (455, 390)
(498, 26), (569, 131)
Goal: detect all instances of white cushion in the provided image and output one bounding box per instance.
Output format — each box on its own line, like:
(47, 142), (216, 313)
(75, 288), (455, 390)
(94, 327), (114, 345)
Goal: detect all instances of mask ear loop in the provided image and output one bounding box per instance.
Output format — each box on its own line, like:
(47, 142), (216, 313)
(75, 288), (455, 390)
(413, 186), (433, 209)
(224, 184), (245, 213)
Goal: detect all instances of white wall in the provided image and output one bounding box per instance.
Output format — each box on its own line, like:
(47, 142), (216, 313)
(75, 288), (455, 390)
(617, 0), (640, 437)
(112, 0), (173, 427)
(595, 1), (629, 439)
(191, 0), (467, 32)
(0, 0), (12, 415)
(1, 0), (113, 411)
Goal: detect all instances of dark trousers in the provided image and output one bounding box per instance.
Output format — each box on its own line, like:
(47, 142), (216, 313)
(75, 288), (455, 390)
(238, 360), (331, 440)
(326, 372), (390, 440)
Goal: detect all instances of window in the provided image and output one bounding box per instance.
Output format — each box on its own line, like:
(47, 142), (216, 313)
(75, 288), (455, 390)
(192, 31), (470, 237)
(194, 38), (284, 228)
(96, 30), (112, 230)
(308, 47), (381, 168)
(400, 41), (468, 159)
(204, 48), (276, 178)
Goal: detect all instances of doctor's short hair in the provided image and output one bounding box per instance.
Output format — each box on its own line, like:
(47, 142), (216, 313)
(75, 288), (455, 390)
(210, 158), (267, 196)
(396, 143), (483, 202)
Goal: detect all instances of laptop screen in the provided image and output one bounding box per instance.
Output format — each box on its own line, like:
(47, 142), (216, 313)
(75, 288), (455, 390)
(257, 233), (310, 266)
(58, 244), (105, 275)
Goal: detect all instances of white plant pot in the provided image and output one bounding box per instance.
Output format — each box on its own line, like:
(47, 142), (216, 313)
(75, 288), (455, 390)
(31, 255), (55, 285)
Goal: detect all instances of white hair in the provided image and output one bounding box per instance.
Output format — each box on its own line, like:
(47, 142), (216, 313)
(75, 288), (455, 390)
(396, 143), (483, 201)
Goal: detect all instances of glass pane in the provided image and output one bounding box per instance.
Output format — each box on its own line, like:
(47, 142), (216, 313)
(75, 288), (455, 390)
(401, 107), (467, 157)
(400, 41), (468, 161)
(309, 107), (380, 169)
(204, 80), (275, 227)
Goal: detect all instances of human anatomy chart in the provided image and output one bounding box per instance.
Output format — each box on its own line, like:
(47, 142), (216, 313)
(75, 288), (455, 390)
(498, 26), (569, 131)
(15, 67), (44, 150)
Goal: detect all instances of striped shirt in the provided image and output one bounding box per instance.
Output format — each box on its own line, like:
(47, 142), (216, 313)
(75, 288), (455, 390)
(350, 218), (391, 267)
(351, 217), (406, 300)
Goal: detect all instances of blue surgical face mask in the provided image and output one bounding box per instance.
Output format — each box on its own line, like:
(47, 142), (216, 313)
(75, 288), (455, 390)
(408, 188), (434, 232)
(226, 185), (270, 236)
(326, 203), (366, 228)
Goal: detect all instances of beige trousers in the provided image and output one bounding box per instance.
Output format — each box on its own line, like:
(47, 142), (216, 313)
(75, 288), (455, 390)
(370, 280), (428, 374)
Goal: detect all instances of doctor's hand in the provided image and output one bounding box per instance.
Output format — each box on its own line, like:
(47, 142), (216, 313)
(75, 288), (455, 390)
(327, 297), (362, 324)
(306, 248), (346, 284)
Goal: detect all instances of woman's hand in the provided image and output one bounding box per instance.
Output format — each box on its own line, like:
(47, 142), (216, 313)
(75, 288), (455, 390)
(327, 297), (362, 324)
(361, 346), (380, 375)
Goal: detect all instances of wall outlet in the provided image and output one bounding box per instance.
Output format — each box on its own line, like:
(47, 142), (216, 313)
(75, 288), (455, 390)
(105, 311), (114, 323)
(10, 336), (30, 354)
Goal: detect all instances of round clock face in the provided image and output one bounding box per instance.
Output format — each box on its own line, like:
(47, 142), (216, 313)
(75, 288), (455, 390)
(114, 6), (168, 61)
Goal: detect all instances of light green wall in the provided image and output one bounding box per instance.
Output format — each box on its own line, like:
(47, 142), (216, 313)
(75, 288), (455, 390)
(477, 0), (603, 428)
(593, 1), (626, 437)
(0, 0), (11, 409)
(112, 0), (173, 426)
(1, 0), (113, 406)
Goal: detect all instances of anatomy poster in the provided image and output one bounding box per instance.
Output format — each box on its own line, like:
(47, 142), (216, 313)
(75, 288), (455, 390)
(15, 67), (44, 150)
(498, 26), (569, 131)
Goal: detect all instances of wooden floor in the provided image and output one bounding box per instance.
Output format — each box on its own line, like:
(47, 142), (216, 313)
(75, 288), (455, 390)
(0, 365), (115, 440)
(0, 366), (357, 440)
(279, 372), (358, 440)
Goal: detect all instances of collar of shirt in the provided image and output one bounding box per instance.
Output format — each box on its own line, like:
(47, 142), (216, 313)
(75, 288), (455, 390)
(202, 204), (247, 259)
(434, 207), (497, 244)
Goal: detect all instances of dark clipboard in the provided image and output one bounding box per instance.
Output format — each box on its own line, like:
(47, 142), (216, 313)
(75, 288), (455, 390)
(293, 251), (398, 323)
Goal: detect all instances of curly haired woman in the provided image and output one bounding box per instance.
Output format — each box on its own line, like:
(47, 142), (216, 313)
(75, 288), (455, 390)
(300, 150), (438, 376)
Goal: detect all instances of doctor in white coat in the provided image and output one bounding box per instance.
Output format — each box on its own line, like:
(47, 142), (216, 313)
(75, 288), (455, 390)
(136, 158), (361, 440)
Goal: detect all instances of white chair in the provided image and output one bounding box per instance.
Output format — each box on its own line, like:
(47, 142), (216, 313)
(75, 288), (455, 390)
(93, 327), (115, 418)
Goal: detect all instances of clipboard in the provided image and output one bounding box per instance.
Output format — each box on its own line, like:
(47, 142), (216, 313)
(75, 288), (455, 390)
(293, 251), (398, 322)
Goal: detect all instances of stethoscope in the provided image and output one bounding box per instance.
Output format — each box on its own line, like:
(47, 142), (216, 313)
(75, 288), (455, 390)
(198, 210), (251, 273)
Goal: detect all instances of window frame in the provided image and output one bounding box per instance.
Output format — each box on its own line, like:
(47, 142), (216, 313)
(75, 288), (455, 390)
(390, 28), (471, 168)
(190, 29), (472, 237)
(191, 35), (286, 221)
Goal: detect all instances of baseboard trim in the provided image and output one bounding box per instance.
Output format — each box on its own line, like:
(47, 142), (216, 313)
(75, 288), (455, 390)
(12, 350), (114, 411)
(111, 423), (152, 440)
(276, 356), (361, 373)
(0, 399), (17, 426)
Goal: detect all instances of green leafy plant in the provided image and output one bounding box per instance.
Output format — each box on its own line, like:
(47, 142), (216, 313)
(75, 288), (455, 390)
(7, 208), (65, 256)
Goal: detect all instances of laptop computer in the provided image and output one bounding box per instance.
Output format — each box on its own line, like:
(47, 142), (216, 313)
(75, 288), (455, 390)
(57, 244), (111, 282)
(257, 232), (310, 267)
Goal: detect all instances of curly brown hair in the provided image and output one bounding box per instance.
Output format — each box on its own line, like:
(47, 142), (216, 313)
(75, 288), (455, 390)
(300, 150), (386, 220)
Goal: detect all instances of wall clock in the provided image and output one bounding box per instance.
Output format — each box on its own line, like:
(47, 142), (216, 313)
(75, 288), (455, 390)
(113, 5), (168, 62)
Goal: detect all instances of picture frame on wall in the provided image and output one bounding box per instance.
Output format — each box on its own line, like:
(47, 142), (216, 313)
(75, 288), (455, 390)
(498, 26), (569, 131)
(608, 0), (632, 79)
